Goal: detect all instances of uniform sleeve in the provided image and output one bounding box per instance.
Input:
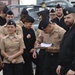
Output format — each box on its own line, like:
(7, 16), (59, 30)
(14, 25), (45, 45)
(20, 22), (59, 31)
(0, 26), (5, 36)
(70, 33), (75, 71)
(58, 27), (66, 40)
(36, 29), (42, 38)
(15, 21), (19, 26)
(19, 38), (26, 49)
(0, 27), (4, 49)
(0, 26), (2, 33)
(16, 20), (23, 27)
(36, 31), (43, 43)
(0, 38), (5, 51)
(16, 25), (23, 37)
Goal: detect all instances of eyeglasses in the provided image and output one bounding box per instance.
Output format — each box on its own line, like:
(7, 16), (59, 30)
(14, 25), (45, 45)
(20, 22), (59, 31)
(50, 14), (56, 16)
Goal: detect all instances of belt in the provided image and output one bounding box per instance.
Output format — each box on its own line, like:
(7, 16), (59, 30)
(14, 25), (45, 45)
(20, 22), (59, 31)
(47, 52), (59, 56)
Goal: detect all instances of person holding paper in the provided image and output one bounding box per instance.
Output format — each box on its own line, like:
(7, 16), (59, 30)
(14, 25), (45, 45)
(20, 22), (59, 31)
(33, 17), (65, 75)
(34, 9), (49, 75)
(30, 9), (50, 75)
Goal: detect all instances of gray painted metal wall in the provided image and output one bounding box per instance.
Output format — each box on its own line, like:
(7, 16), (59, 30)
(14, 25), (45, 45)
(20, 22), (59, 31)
(37, 0), (48, 5)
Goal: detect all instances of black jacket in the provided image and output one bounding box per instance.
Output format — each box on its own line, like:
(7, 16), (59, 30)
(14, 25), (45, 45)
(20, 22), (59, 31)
(51, 17), (69, 31)
(22, 26), (36, 51)
(59, 24), (75, 71)
(0, 16), (6, 26)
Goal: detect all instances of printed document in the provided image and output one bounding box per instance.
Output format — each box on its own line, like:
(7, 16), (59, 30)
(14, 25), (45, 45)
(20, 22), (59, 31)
(40, 43), (52, 47)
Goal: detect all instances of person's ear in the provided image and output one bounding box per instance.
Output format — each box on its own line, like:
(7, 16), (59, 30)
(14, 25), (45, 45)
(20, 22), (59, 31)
(48, 24), (51, 27)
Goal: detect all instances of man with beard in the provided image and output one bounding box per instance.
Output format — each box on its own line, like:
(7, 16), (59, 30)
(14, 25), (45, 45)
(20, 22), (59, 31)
(52, 4), (68, 31)
(56, 7), (75, 75)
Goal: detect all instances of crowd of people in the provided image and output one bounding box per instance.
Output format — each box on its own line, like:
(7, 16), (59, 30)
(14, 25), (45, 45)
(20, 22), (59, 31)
(0, 3), (75, 75)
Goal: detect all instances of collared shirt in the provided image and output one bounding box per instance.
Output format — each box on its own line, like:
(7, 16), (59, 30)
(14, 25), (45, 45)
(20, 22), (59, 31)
(1, 33), (25, 63)
(36, 29), (42, 38)
(16, 20), (24, 27)
(36, 24), (66, 52)
(16, 20), (35, 31)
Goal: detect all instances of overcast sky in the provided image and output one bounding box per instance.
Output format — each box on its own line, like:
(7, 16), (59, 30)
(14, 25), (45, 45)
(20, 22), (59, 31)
(20, 0), (36, 5)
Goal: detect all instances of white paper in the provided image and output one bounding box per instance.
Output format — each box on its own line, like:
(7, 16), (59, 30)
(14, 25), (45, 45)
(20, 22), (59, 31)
(40, 43), (52, 47)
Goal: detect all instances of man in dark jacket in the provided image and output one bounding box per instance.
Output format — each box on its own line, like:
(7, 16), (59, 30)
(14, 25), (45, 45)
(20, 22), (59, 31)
(51, 4), (68, 31)
(56, 7), (75, 75)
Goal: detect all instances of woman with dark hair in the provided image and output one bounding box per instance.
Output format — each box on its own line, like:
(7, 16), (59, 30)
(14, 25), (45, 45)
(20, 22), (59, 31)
(22, 14), (36, 75)
(1, 20), (25, 75)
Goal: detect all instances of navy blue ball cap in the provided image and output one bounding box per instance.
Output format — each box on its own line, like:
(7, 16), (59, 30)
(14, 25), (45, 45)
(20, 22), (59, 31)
(21, 8), (28, 15)
(6, 10), (14, 15)
(56, 4), (62, 8)
(38, 17), (50, 30)
(2, 5), (9, 14)
(37, 9), (49, 17)
(7, 20), (16, 27)
(25, 14), (35, 23)
(63, 7), (75, 16)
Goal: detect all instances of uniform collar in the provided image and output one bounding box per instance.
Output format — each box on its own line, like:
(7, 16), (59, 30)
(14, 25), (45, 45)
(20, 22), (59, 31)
(49, 23), (59, 35)
(6, 33), (17, 38)
(18, 20), (24, 24)
(3, 23), (7, 27)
